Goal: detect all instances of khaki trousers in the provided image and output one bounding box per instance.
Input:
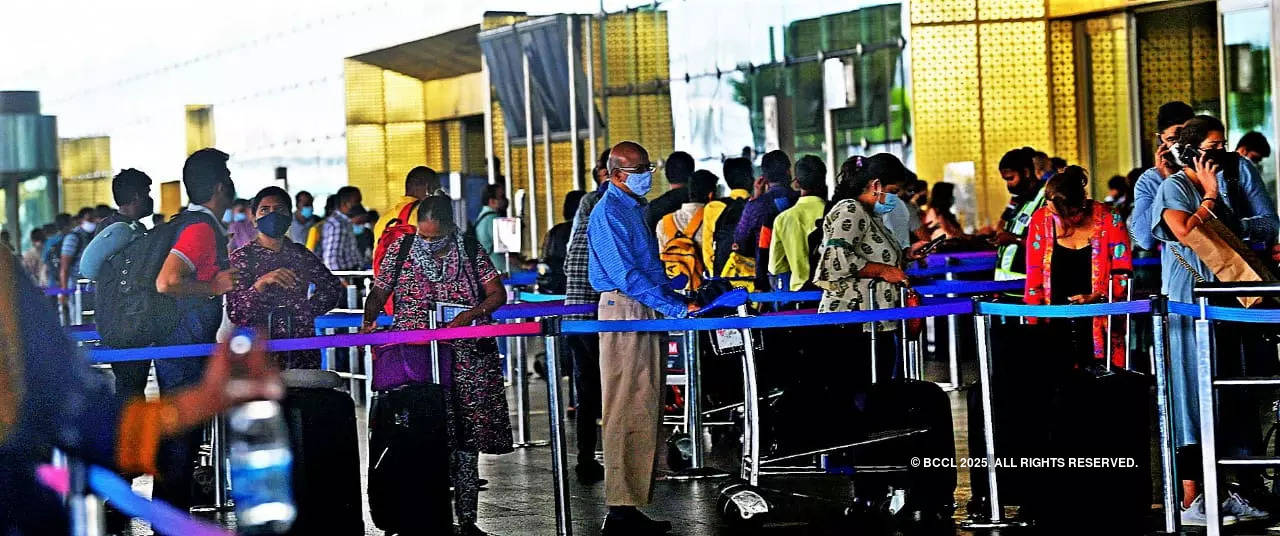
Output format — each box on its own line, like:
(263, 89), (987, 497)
(597, 290), (664, 506)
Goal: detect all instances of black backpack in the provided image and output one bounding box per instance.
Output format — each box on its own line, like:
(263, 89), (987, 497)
(96, 211), (208, 348)
(711, 197), (748, 275)
(464, 210), (499, 248)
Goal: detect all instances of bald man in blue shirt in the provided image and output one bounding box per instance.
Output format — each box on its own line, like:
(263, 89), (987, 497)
(589, 141), (698, 535)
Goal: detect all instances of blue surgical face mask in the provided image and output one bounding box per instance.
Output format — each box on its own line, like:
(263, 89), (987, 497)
(256, 211), (291, 239)
(873, 189), (898, 215)
(353, 225), (366, 236)
(299, 207), (314, 219)
(233, 212), (247, 222)
(624, 171), (653, 197)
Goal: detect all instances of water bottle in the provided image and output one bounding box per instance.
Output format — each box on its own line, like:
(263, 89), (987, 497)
(226, 332), (296, 534)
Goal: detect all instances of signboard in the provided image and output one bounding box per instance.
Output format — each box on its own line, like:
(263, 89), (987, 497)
(493, 216), (521, 254)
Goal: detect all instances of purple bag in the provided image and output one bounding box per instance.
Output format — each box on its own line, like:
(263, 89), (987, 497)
(372, 342), (454, 391)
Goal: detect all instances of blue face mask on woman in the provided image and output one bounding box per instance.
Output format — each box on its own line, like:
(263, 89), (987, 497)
(299, 207), (314, 219)
(624, 171), (653, 197)
(256, 211), (291, 238)
(873, 189), (898, 215)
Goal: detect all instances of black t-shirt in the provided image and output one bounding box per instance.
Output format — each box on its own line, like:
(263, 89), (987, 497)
(645, 187), (688, 230)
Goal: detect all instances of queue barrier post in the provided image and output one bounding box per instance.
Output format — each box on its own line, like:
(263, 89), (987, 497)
(510, 292), (547, 449)
(346, 284), (360, 401)
(735, 305), (763, 487)
(961, 298), (1027, 529)
(1195, 296), (1223, 535)
(72, 281), (83, 326)
(945, 272), (961, 389)
(1149, 295), (1180, 534)
(540, 318), (573, 536)
(67, 457), (105, 536)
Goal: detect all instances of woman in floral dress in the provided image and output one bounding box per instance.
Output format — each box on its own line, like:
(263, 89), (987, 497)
(361, 195), (512, 536)
(227, 186), (343, 369)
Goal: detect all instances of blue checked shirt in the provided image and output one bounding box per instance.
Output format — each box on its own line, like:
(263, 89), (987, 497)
(321, 210), (363, 271)
(588, 185), (689, 319)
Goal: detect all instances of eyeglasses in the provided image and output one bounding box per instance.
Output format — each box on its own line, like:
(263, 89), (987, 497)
(615, 163), (654, 174)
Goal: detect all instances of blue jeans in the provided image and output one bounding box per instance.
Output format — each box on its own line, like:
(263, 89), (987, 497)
(151, 302), (218, 512)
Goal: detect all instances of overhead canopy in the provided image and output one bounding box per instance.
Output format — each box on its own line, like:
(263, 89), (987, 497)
(478, 14), (601, 141)
(350, 24), (483, 81)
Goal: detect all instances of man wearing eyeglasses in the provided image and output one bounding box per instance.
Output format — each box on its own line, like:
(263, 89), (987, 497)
(588, 141), (699, 535)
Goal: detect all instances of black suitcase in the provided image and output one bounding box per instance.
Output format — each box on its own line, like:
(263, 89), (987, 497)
(1032, 368), (1151, 532)
(280, 386), (364, 535)
(368, 384), (453, 535)
(967, 321), (1071, 506)
(856, 379), (958, 516)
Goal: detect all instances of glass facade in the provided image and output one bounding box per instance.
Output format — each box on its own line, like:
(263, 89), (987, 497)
(1222, 4), (1276, 198)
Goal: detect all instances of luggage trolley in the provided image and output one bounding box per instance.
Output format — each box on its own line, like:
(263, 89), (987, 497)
(716, 290), (955, 530)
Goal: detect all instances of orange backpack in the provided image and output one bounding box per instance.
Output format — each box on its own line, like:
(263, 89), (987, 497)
(660, 208), (705, 291)
(371, 200), (420, 315)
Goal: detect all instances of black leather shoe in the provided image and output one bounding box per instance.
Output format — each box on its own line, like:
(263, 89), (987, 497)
(575, 460), (605, 484)
(600, 513), (672, 535)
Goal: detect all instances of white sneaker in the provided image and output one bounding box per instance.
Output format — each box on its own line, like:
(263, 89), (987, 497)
(1182, 495), (1239, 526)
(1223, 490), (1272, 522)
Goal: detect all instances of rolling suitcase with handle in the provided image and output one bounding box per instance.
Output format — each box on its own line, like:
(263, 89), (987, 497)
(279, 373), (364, 535)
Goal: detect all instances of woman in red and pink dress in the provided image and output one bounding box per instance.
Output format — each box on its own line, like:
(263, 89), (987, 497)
(1024, 166), (1133, 367)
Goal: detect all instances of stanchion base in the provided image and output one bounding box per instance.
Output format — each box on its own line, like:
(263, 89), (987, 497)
(660, 467), (732, 481)
(512, 440), (551, 449)
(958, 519), (1030, 529)
(189, 504), (234, 514)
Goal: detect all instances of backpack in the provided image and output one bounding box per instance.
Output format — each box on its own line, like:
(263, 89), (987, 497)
(96, 211), (209, 348)
(372, 200), (421, 315)
(711, 197), (748, 276)
(659, 208), (705, 291)
(465, 210), (499, 248)
(43, 232), (66, 285)
(44, 229), (92, 285)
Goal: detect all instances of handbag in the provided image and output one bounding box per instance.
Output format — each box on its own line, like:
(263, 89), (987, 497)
(1169, 217), (1276, 307)
(372, 341), (454, 391)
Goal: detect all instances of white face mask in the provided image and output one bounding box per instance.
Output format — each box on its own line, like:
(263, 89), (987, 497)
(80, 221), (97, 233)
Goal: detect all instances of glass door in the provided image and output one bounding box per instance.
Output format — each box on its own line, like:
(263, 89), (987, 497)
(1221, 0), (1277, 199)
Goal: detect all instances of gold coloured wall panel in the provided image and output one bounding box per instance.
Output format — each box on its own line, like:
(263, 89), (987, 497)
(604, 11), (669, 85)
(979, 21), (1051, 222)
(979, 0), (1045, 21)
(1049, 20), (1079, 165)
(425, 122), (445, 171)
(185, 105), (215, 157)
(910, 24), (982, 207)
(62, 178), (113, 213)
(465, 120), (486, 174)
(383, 70), (426, 123)
(424, 72), (488, 122)
(911, 0), (977, 24)
(446, 120), (464, 173)
(345, 59), (385, 125)
(1190, 24), (1219, 104)
(384, 122), (428, 207)
(58, 137), (111, 181)
(1084, 14), (1135, 196)
(346, 124), (387, 211)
